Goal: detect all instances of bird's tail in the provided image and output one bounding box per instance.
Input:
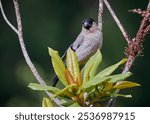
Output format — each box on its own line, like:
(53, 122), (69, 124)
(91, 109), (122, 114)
(52, 75), (59, 87)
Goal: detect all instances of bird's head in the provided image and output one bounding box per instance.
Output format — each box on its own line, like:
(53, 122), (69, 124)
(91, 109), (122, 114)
(82, 18), (97, 32)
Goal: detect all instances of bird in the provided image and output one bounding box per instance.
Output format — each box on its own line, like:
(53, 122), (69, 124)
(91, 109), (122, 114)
(52, 18), (103, 87)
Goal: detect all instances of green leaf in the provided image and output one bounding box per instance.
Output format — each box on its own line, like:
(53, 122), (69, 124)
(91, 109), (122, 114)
(60, 99), (75, 106)
(42, 97), (54, 107)
(28, 83), (60, 94)
(113, 81), (140, 89)
(108, 72), (132, 83)
(83, 50), (102, 84)
(64, 69), (74, 85)
(54, 84), (77, 97)
(66, 48), (80, 82)
(103, 82), (114, 92)
(69, 102), (81, 107)
(82, 76), (110, 92)
(81, 72), (132, 92)
(48, 47), (67, 86)
(95, 58), (127, 78)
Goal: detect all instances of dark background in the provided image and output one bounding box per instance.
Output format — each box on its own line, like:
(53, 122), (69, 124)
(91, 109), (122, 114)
(0, 0), (149, 107)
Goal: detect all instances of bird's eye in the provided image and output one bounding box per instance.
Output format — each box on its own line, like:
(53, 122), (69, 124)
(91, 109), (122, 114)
(82, 18), (95, 30)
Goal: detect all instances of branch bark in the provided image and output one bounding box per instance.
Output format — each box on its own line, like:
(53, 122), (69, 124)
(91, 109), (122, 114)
(0, 0), (61, 106)
(98, 0), (103, 31)
(12, 0), (47, 86)
(104, 0), (150, 106)
(103, 0), (132, 43)
(0, 0), (18, 34)
(124, 0), (150, 73)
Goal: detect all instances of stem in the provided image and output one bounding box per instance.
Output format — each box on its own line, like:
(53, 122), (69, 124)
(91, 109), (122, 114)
(13, 0), (61, 106)
(103, 0), (132, 43)
(98, 0), (103, 31)
(0, 0), (61, 106)
(122, 56), (135, 73)
(106, 0), (150, 107)
(0, 0), (18, 34)
(13, 0), (46, 86)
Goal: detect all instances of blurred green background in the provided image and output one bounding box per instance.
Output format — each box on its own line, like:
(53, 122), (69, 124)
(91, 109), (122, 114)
(0, 0), (149, 107)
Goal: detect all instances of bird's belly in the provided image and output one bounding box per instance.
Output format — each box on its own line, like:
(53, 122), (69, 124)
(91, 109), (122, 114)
(75, 40), (100, 64)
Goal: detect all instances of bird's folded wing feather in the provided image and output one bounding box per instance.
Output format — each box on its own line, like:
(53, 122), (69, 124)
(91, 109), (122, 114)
(61, 32), (84, 60)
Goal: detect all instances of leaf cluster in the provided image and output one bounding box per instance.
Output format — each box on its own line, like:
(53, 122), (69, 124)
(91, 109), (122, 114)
(28, 48), (140, 107)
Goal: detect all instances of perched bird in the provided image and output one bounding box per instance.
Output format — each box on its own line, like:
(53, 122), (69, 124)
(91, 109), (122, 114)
(52, 18), (103, 86)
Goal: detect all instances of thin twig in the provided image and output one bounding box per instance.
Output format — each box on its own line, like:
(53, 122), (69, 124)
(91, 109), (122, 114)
(13, 0), (46, 86)
(0, 0), (61, 106)
(0, 0), (18, 34)
(103, 0), (132, 43)
(98, 0), (103, 31)
(12, 0), (62, 106)
(124, 0), (150, 74)
(106, 0), (150, 107)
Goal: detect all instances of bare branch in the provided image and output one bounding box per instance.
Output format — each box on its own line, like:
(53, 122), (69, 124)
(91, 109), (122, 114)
(12, 0), (62, 106)
(13, 0), (46, 86)
(106, 0), (150, 107)
(0, 0), (61, 106)
(98, 0), (103, 31)
(103, 0), (132, 43)
(0, 0), (18, 34)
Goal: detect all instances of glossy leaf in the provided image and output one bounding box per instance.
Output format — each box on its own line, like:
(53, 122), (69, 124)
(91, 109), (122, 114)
(66, 48), (80, 83)
(54, 84), (77, 97)
(28, 83), (60, 94)
(82, 76), (110, 91)
(64, 69), (74, 85)
(113, 81), (140, 89)
(108, 72), (132, 83)
(60, 99), (75, 106)
(83, 50), (102, 84)
(103, 82), (114, 92)
(95, 58), (127, 78)
(42, 97), (54, 107)
(76, 73), (82, 86)
(69, 102), (81, 107)
(48, 47), (67, 86)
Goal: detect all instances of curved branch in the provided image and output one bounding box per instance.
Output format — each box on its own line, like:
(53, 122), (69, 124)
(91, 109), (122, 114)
(106, 0), (150, 107)
(12, 0), (62, 106)
(0, 0), (18, 34)
(0, 0), (61, 106)
(13, 0), (46, 86)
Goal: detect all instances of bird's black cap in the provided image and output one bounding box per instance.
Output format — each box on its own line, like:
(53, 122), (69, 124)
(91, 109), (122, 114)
(82, 18), (95, 30)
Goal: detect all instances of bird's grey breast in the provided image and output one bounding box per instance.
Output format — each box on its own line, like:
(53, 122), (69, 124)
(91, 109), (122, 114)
(74, 30), (102, 64)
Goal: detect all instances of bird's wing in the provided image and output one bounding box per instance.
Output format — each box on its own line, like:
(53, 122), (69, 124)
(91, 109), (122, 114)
(61, 43), (73, 61)
(72, 32), (84, 50)
(61, 32), (84, 60)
